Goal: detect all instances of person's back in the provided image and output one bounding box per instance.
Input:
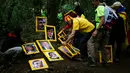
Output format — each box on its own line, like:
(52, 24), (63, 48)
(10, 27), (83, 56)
(72, 17), (95, 32)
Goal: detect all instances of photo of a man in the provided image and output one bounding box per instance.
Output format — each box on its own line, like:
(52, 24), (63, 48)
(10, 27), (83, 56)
(25, 44), (36, 53)
(40, 41), (52, 50)
(32, 60), (44, 68)
(48, 52), (59, 59)
(47, 28), (54, 40)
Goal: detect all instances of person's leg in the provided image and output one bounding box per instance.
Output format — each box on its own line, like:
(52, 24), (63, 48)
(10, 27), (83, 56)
(4, 46), (23, 59)
(87, 36), (96, 66)
(100, 31), (109, 65)
(115, 41), (122, 62)
(79, 32), (91, 60)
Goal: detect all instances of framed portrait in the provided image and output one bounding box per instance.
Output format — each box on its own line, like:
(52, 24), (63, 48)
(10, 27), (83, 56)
(22, 42), (40, 55)
(36, 40), (55, 52)
(36, 16), (47, 32)
(43, 51), (64, 61)
(44, 25), (57, 41)
(28, 58), (49, 71)
(99, 45), (113, 63)
(67, 44), (80, 55)
(58, 30), (67, 38)
(64, 10), (77, 17)
(58, 45), (77, 58)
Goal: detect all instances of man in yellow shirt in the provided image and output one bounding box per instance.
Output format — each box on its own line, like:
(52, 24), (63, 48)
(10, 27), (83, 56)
(62, 15), (95, 61)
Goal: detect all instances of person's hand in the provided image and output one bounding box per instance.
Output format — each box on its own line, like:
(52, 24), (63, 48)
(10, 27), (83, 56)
(92, 30), (98, 37)
(62, 41), (67, 46)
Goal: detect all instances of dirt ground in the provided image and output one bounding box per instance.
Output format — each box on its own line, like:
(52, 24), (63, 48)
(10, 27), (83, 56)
(0, 43), (130, 73)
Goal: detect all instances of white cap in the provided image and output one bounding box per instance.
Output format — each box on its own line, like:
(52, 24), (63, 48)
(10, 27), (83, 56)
(111, 1), (122, 8)
(74, 1), (80, 6)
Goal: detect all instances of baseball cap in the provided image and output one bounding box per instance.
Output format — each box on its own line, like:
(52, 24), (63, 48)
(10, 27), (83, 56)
(64, 15), (73, 23)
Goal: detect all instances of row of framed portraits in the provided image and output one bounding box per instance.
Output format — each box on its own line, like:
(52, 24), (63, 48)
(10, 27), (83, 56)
(22, 40), (64, 61)
(36, 16), (57, 41)
(35, 10), (77, 41)
(29, 10), (78, 71)
(22, 40), (64, 71)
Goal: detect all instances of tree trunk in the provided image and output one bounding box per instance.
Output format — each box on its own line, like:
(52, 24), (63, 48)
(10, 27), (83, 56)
(47, 0), (60, 26)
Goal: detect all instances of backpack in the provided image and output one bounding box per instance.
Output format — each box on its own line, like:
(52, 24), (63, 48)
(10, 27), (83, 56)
(104, 6), (118, 30)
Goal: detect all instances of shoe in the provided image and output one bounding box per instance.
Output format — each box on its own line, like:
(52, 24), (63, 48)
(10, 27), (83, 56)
(87, 57), (96, 67)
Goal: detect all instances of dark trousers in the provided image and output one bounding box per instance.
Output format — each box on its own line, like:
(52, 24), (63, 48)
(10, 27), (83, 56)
(73, 31), (92, 59)
(109, 32), (123, 60)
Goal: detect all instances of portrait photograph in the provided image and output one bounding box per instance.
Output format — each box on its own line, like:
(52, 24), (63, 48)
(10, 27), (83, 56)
(58, 46), (76, 58)
(22, 42), (40, 55)
(43, 51), (64, 61)
(99, 45), (113, 63)
(28, 58), (49, 71)
(36, 40), (55, 52)
(36, 16), (47, 32)
(44, 25), (57, 41)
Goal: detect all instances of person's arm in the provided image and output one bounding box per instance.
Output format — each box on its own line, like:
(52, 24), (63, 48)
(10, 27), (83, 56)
(96, 16), (105, 30)
(92, 16), (105, 37)
(62, 30), (76, 45)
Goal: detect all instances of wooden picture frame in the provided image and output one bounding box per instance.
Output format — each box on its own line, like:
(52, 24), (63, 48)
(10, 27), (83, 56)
(58, 30), (67, 38)
(67, 44), (80, 55)
(44, 25), (57, 41)
(36, 40), (55, 52)
(58, 45), (77, 58)
(28, 58), (49, 71)
(22, 42), (40, 55)
(36, 16), (47, 32)
(99, 45), (113, 63)
(64, 10), (77, 17)
(58, 37), (66, 44)
(43, 51), (64, 61)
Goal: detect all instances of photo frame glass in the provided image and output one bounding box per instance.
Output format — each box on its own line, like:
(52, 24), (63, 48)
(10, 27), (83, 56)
(45, 25), (57, 41)
(36, 40), (55, 52)
(36, 16), (47, 32)
(29, 58), (49, 71)
(43, 51), (64, 61)
(67, 44), (80, 55)
(58, 46), (75, 58)
(22, 42), (40, 55)
(66, 44), (78, 55)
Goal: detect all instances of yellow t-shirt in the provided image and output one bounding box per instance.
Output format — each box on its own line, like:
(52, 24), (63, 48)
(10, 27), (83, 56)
(72, 17), (95, 32)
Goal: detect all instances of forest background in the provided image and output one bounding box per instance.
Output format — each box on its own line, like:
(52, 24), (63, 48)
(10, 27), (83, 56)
(0, 0), (129, 42)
